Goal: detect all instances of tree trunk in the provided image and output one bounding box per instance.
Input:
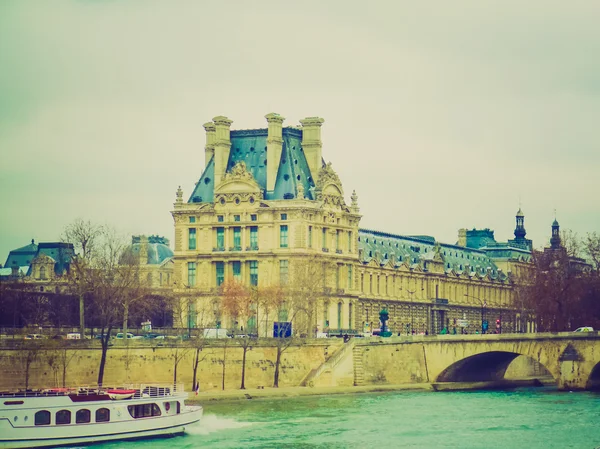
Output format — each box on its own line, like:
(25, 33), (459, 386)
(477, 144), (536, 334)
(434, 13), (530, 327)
(240, 346), (247, 389)
(273, 346), (282, 388)
(79, 292), (85, 338)
(98, 338), (109, 387)
(173, 349), (178, 385)
(123, 303), (129, 345)
(192, 348), (201, 392)
(221, 341), (227, 391)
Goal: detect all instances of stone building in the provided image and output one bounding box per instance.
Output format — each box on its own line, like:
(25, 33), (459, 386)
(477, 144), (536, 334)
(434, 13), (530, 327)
(172, 113), (533, 336)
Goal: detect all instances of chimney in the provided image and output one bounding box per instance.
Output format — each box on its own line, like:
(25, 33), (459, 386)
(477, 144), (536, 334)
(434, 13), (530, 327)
(457, 229), (467, 247)
(203, 122), (216, 168)
(212, 116), (233, 187)
(265, 113), (285, 193)
(299, 117), (324, 181)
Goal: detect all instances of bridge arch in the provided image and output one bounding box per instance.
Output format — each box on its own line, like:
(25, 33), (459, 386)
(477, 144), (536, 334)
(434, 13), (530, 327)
(436, 351), (554, 383)
(586, 362), (600, 390)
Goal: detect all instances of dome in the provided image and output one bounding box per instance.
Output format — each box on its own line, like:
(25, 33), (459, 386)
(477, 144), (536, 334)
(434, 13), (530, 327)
(126, 236), (173, 265)
(516, 208), (524, 217)
(552, 219), (559, 227)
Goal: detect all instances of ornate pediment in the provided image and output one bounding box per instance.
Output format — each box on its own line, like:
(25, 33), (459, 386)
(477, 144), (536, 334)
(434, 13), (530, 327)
(32, 253), (55, 265)
(315, 162), (347, 208)
(215, 162), (262, 195)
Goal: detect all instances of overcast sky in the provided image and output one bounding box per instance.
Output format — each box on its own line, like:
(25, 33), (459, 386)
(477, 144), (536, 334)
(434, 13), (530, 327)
(1, 0), (599, 262)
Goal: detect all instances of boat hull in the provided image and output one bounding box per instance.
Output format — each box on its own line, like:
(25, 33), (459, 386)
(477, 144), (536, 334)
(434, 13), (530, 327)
(0, 407), (202, 449)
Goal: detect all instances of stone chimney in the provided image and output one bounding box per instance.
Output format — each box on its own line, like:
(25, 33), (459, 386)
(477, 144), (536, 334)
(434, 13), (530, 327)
(212, 116), (233, 187)
(265, 113), (285, 193)
(203, 122), (216, 168)
(457, 228), (467, 247)
(299, 117), (324, 181)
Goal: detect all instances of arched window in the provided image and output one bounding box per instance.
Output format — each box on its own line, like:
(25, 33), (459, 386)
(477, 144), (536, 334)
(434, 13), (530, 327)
(337, 302), (343, 329)
(96, 408), (110, 422)
(56, 409), (71, 425)
(35, 410), (51, 426)
(76, 409), (91, 423)
(39, 266), (47, 280)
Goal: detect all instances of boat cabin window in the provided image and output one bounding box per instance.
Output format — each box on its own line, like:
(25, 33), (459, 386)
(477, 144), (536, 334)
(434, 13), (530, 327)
(35, 410), (51, 426)
(76, 409), (91, 424)
(96, 408), (110, 422)
(177, 401), (181, 414)
(127, 403), (161, 419)
(56, 409), (71, 425)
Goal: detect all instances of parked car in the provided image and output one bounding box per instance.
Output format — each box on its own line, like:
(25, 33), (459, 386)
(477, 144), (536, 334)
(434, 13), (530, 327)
(143, 333), (165, 340)
(24, 334), (45, 340)
(574, 327), (594, 332)
(115, 332), (142, 340)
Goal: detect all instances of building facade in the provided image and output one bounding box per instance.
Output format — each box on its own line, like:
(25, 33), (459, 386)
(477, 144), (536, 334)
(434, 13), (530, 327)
(172, 114), (533, 336)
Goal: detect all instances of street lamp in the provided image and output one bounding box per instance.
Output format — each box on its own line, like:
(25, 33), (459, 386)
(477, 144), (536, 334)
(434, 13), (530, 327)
(464, 294), (487, 334)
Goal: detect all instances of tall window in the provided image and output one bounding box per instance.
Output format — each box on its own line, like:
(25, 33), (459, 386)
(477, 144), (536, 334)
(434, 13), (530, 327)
(188, 228), (196, 250)
(335, 265), (340, 289)
(233, 227), (241, 250)
(322, 227), (327, 249)
(216, 227), (224, 250)
(336, 230), (340, 250)
(249, 261), (258, 286)
(348, 231), (352, 252)
(348, 303), (353, 329)
(39, 265), (47, 280)
(308, 226), (313, 248)
(337, 302), (343, 329)
(280, 260), (289, 284)
(250, 226), (258, 249)
(216, 262), (224, 286)
(280, 225), (288, 248)
(187, 262), (196, 286)
(233, 261), (241, 281)
(347, 265), (353, 289)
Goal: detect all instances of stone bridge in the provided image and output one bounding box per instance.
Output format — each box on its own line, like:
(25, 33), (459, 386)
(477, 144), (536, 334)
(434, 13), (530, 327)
(326, 332), (600, 391)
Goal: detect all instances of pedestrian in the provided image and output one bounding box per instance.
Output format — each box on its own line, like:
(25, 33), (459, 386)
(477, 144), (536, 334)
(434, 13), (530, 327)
(194, 381), (200, 395)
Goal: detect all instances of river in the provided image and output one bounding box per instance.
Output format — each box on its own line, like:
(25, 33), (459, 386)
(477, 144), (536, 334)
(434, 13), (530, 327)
(81, 387), (600, 449)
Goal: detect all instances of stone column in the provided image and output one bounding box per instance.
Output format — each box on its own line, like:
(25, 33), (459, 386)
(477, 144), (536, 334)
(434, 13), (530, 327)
(203, 122), (216, 168)
(266, 113), (285, 193)
(300, 116), (325, 181)
(213, 116), (233, 187)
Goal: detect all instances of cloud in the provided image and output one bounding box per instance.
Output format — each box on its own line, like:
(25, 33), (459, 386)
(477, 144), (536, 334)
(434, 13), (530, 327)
(1, 0), (599, 260)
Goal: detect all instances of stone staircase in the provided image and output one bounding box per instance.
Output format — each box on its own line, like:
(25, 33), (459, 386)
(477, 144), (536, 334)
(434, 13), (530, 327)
(353, 346), (364, 386)
(300, 339), (356, 387)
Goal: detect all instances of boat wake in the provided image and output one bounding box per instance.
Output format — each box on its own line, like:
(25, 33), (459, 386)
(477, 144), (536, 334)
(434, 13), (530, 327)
(187, 414), (253, 435)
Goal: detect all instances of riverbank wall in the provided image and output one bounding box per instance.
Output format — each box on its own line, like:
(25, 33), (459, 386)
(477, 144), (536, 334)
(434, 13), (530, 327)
(0, 337), (546, 392)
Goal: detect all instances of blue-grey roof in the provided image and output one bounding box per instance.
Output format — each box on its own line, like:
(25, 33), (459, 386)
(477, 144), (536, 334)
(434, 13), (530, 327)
(358, 229), (504, 279)
(4, 240), (38, 267)
(188, 128), (316, 203)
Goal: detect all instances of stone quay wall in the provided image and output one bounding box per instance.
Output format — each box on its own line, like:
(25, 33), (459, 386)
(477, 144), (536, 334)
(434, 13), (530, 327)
(0, 337), (544, 392)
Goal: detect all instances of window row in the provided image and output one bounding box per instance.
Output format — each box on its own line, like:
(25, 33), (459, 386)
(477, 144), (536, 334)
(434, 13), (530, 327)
(35, 408), (109, 426)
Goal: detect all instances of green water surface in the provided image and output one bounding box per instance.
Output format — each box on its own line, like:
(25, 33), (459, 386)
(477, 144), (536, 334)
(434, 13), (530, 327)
(77, 388), (600, 449)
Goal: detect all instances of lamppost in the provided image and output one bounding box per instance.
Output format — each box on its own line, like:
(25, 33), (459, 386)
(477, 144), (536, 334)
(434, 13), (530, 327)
(464, 294), (487, 334)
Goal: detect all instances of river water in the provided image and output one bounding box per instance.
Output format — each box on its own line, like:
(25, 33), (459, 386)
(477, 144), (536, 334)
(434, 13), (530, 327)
(83, 388), (600, 449)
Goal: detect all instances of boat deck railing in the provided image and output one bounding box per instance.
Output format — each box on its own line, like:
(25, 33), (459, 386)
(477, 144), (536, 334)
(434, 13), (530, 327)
(0, 383), (185, 398)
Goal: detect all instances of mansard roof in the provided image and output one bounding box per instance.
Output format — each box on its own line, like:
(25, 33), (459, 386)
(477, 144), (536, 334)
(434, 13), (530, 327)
(4, 241), (73, 276)
(358, 228), (505, 280)
(188, 127), (317, 204)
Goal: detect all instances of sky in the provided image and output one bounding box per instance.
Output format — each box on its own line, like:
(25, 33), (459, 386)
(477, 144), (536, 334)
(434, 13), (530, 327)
(1, 0), (599, 262)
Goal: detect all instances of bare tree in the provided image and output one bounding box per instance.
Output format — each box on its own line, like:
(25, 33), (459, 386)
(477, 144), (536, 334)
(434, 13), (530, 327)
(220, 278), (255, 389)
(63, 219), (103, 338)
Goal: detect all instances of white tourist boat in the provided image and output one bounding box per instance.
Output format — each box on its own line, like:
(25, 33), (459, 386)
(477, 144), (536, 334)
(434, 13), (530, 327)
(0, 383), (202, 448)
